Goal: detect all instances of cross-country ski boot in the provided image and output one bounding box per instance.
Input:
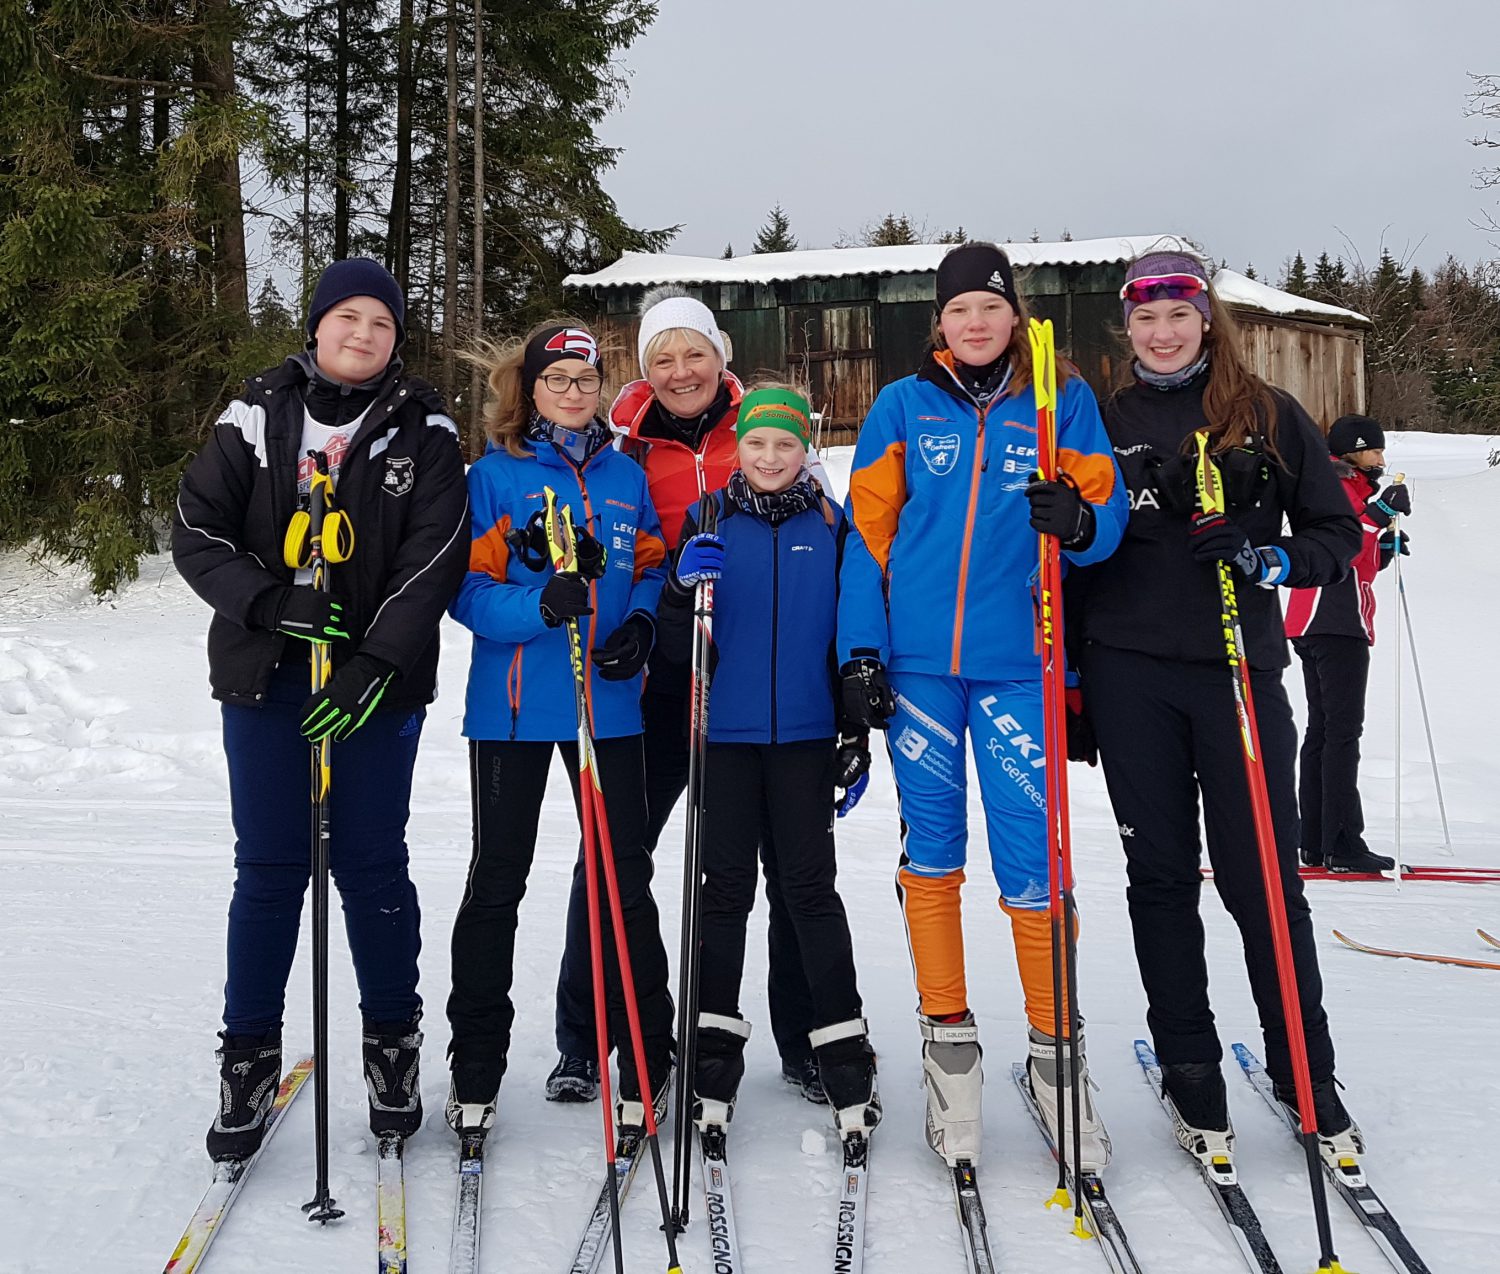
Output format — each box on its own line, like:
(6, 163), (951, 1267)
(920, 1013), (983, 1166)
(1160, 1060), (1236, 1185)
(445, 1053), (504, 1138)
(545, 1053), (600, 1103)
(1326, 847), (1396, 873)
(690, 1013), (751, 1131)
(206, 1027), (283, 1162)
(810, 1017), (881, 1141)
(1026, 1026), (1112, 1173)
(618, 1031), (675, 1135)
(1275, 1074), (1366, 1186)
(780, 1052), (828, 1105)
(363, 1016), (423, 1138)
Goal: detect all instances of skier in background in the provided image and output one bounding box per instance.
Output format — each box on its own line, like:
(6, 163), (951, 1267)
(1286, 413), (1409, 873)
(1070, 248), (1364, 1179)
(172, 258), (469, 1160)
(838, 241), (1127, 1173)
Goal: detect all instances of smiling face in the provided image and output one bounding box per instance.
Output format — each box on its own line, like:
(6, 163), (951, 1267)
(531, 357), (601, 431)
(938, 291), (1018, 367)
(312, 296), (398, 384)
(737, 426), (805, 494)
(646, 329), (724, 420)
(1127, 298), (1208, 375)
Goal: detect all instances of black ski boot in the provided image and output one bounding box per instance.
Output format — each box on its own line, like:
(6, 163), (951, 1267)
(545, 1053), (600, 1103)
(1161, 1060), (1236, 1182)
(1274, 1073), (1367, 1179)
(206, 1028), (283, 1162)
(809, 1017), (881, 1139)
(690, 1013), (751, 1130)
(363, 1016), (423, 1138)
(1327, 847), (1396, 872)
(446, 1052), (505, 1137)
(780, 1053), (828, 1105)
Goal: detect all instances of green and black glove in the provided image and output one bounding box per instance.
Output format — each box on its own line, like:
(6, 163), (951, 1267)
(298, 653), (395, 742)
(254, 585), (349, 643)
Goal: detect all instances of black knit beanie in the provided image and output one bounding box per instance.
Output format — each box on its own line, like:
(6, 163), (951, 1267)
(936, 242), (1017, 310)
(1327, 414), (1384, 456)
(306, 258), (406, 348)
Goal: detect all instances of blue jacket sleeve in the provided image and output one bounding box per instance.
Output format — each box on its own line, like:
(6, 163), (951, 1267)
(448, 461), (551, 643)
(837, 386), (907, 665)
(1055, 376), (1128, 568)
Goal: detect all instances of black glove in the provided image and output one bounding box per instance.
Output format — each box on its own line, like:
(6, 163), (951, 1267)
(1377, 527), (1411, 565)
(1189, 510), (1263, 579)
(1219, 443), (1271, 511)
(590, 613), (654, 681)
(1366, 483), (1411, 528)
(1064, 686), (1097, 767)
(539, 573), (593, 628)
(508, 510), (606, 579)
(833, 734), (872, 817)
(253, 586), (349, 642)
(1025, 477), (1096, 551)
(298, 653), (395, 742)
(839, 654), (895, 731)
(1142, 452), (1197, 515)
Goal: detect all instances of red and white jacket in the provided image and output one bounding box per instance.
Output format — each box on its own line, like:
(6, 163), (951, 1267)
(1284, 460), (1382, 644)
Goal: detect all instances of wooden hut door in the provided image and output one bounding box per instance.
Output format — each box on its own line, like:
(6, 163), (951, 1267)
(785, 304), (876, 446)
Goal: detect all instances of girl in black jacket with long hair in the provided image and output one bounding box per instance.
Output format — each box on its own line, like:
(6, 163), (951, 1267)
(1071, 249), (1362, 1180)
(172, 259), (469, 1162)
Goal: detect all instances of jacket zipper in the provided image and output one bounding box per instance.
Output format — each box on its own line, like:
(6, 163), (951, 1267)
(950, 401), (988, 675)
(770, 522), (780, 742)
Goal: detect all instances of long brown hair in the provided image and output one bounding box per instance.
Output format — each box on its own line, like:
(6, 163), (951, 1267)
(1195, 288), (1283, 463)
(466, 318), (601, 459)
(929, 277), (1077, 393)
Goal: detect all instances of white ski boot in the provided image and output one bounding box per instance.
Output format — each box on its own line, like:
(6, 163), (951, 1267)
(445, 1056), (503, 1136)
(1160, 1061), (1236, 1185)
(920, 1014), (983, 1165)
(1026, 1026), (1112, 1174)
(1276, 1076), (1366, 1187)
(809, 1017), (881, 1140)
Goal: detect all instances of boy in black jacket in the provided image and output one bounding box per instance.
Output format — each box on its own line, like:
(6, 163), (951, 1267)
(172, 259), (469, 1161)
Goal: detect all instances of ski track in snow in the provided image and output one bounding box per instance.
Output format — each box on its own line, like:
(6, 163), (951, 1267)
(2, 433), (1497, 1271)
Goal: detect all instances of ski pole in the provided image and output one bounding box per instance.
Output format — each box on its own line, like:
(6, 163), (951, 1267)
(670, 490), (719, 1233)
(1029, 319), (1090, 1240)
(1397, 571), (1452, 852)
(301, 450), (344, 1226)
(1391, 477), (1404, 889)
(1194, 432), (1344, 1274)
(543, 488), (684, 1274)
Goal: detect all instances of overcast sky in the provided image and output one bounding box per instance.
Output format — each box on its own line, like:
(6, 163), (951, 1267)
(594, 0), (1500, 278)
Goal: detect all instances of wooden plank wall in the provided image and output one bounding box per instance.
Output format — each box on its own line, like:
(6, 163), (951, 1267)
(1232, 311), (1367, 429)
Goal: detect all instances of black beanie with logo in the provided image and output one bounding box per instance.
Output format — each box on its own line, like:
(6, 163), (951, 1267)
(935, 242), (1018, 311)
(1328, 414), (1385, 456)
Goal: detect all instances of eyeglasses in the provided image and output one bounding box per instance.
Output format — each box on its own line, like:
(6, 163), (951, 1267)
(539, 372), (603, 395)
(1120, 273), (1209, 305)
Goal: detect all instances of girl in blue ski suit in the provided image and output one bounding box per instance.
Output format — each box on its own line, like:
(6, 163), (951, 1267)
(444, 322), (673, 1138)
(837, 242), (1127, 1172)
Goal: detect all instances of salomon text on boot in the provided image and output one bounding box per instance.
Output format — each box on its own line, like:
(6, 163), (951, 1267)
(1026, 1026), (1112, 1174)
(810, 1018), (881, 1140)
(920, 1013), (983, 1166)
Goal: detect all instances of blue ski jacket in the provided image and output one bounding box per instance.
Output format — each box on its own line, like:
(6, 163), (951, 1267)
(839, 350), (1127, 680)
(656, 487), (843, 744)
(453, 433), (667, 741)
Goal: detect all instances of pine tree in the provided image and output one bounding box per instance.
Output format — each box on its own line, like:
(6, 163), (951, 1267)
(1283, 251), (1310, 296)
(753, 203), (798, 253)
(722, 242), (734, 258)
(865, 213), (918, 246)
(1245, 263), (1258, 280)
(936, 225), (967, 244)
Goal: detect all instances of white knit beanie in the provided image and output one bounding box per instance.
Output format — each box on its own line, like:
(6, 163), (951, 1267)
(636, 291), (727, 375)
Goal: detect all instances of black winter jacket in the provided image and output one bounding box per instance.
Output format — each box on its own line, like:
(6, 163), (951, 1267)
(1071, 373), (1361, 671)
(172, 356), (470, 708)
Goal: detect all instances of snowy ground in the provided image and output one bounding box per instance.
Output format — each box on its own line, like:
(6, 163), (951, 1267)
(2, 432), (1497, 1272)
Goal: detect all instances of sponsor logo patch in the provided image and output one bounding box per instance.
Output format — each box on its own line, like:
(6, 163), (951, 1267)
(918, 432), (961, 476)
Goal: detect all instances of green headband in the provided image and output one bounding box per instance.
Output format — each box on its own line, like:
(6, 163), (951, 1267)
(737, 387), (812, 446)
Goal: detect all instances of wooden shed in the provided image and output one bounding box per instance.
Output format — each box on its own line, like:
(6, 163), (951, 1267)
(563, 237), (1369, 445)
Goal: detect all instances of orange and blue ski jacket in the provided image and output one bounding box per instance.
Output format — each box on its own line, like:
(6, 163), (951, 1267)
(838, 351), (1127, 680)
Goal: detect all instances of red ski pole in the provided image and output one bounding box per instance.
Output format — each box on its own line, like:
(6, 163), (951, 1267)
(1193, 431), (1346, 1274)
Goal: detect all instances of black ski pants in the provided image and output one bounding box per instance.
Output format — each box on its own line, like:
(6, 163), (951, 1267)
(696, 739), (863, 1045)
(1292, 635), (1372, 863)
(447, 736), (672, 1100)
(1080, 643), (1336, 1088)
(553, 675), (817, 1066)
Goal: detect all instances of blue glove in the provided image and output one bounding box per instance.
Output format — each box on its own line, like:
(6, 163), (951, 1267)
(675, 533), (725, 587)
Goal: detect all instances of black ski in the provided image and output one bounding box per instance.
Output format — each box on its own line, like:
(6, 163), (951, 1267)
(947, 1160), (998, 1274)
(1233, 1044), (1432, 1274)
(1010, 1061), (1144, 1274)
(566, 1127), (644, 1274)
(447, 1132), (486, 1274)
(1133, 1041), (1282, 1272)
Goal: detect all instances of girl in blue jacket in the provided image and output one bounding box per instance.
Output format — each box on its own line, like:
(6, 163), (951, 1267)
(444, 322), (673, 1140)
(838, 242), (1128, 1173)
(655, 385), (880, 1143)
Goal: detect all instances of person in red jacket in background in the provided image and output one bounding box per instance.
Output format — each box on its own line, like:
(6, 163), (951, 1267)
(1285, 414), (1411, 872)
(543, 286), (829, 1106)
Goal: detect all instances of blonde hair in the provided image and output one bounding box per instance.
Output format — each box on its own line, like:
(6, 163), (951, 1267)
(642, 325), (724, 370)
(467, 318), (601, 459)
(930, 283), (1076, 393)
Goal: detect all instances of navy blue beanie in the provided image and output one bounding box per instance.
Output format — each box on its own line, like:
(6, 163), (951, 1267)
(306, 258), (406, 348)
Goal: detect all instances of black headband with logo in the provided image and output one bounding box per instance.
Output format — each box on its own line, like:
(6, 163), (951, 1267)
(936, 242), (1017, 310)
(523, 325), (601, 387)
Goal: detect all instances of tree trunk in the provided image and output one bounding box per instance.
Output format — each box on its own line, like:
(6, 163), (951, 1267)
(443, 0), (460, 415)
(302, 16), (312, 299)
(334, 0), (350, 259)
(467, 0), (484, 449)
(199, 0), (248, 316)
(386, 0), (414, 289)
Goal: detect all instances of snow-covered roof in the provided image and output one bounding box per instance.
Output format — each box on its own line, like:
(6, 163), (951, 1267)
(563, 235), (1199, 289)
(565, 239), (1369, 327)
(1211, 268), (1370, 326)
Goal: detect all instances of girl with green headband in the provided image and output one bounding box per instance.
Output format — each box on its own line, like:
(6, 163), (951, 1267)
(654, 382), (881, 1147)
